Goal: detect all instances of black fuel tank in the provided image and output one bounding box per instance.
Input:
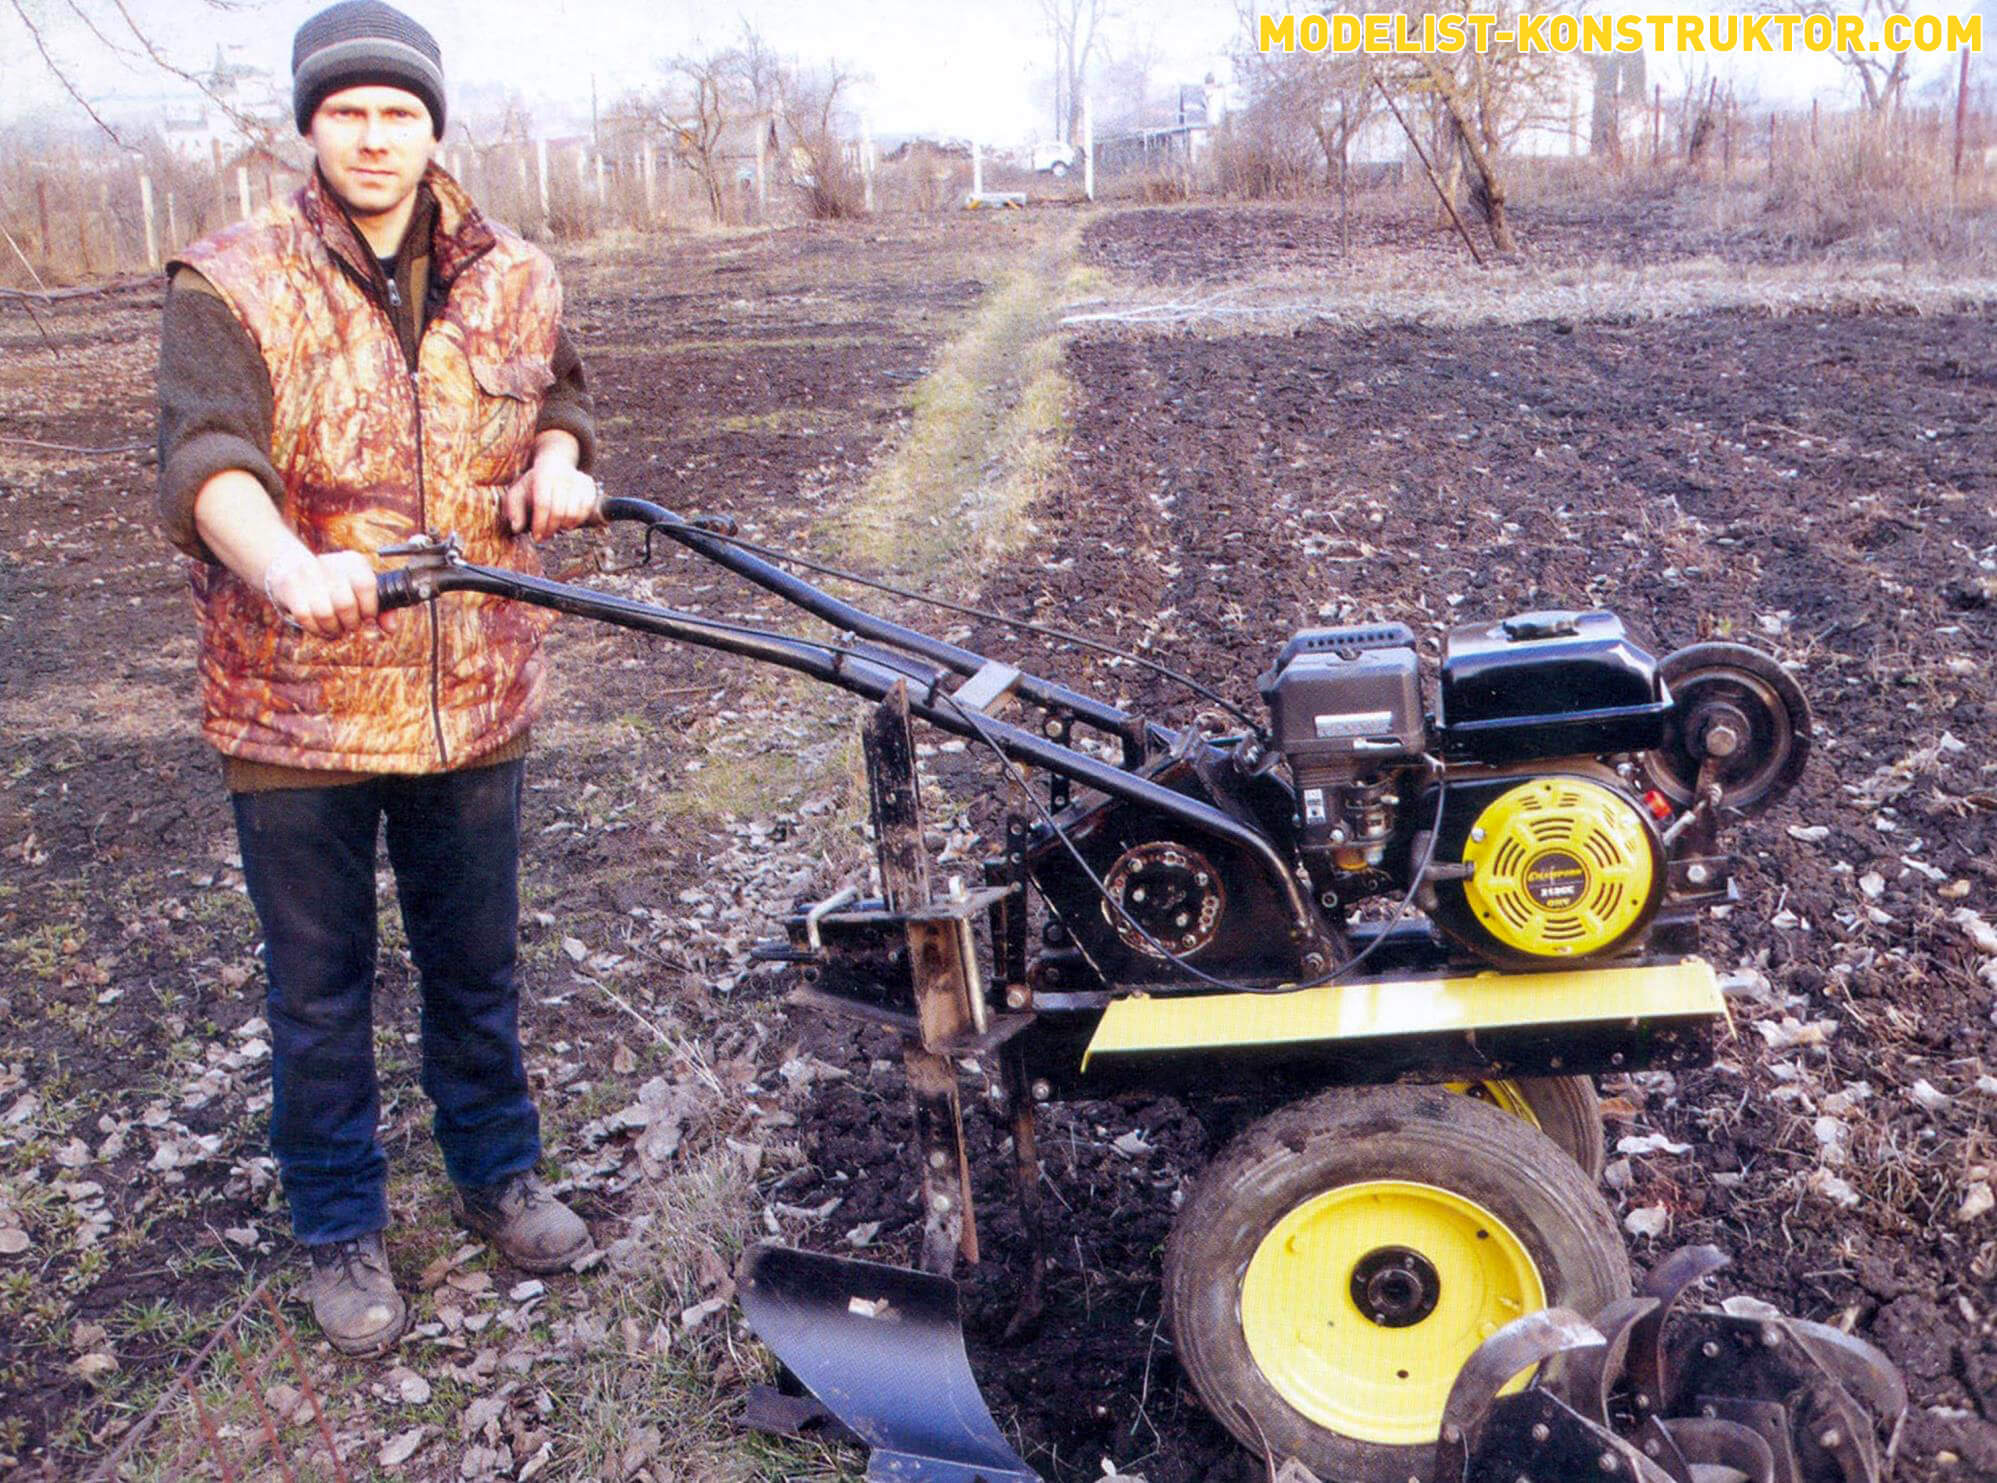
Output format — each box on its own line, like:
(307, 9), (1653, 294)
(1439, 610), (1669, 762)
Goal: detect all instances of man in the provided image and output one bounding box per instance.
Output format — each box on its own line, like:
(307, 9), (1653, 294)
(156, 0), (599, 1357)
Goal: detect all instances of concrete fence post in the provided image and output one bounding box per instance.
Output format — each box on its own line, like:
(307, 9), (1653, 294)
(139, 171), (159, 269)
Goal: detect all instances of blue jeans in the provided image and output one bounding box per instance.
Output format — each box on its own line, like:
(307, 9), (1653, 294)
(231, 758), (542, 1245)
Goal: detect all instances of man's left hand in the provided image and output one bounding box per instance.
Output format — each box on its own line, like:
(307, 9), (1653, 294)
(504, 442), (596, 541)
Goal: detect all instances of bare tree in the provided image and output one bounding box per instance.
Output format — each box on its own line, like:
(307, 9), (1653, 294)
(1382, 0), (1575, 254)
(4, 0), (285, 152)
(1762, 0), (1914, 117)
(661, 52), (732, 222)
(1229, 0), (1378, 219)
(778, 62), (866, 219)
(1096, 28), (1164, 133)
(1040, 0), (1112, 143)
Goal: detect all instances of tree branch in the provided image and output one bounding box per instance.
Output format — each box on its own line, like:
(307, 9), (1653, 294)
(7, 0), (132, 147)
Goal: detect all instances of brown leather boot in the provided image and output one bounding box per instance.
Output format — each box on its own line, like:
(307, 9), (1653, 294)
(452, 1171), (593, 1274)
(302, 1232), (408, 1358)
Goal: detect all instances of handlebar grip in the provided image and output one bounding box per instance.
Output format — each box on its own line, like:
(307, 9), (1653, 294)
(376, 568), (425, 611)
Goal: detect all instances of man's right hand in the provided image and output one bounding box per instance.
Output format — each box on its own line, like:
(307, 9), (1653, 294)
(262, 549), (383, 639)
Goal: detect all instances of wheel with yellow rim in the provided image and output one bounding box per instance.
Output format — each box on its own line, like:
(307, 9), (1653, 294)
(1445, 1075), (1604, 1182)
(1164, 1085), (1629, 1483)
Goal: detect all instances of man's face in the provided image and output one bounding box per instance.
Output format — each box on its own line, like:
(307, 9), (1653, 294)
(309, 85), (435, 223)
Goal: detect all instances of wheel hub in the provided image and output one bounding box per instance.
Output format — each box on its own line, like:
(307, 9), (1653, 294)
(1350, 1246), (1441, 1328)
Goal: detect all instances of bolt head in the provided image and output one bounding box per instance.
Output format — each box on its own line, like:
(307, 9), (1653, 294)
(1006, 986), (1029, 1010)
(1529, 1422), (1550, 1443)
(1687, 863), (1711, 885)
(1597, 1453), (1619, 1474)
(1470, 826), (1487, 842)
(1761, 1325), (1784, 1348)
(1031, 1079), (1052, 1102)
(1818, 1428), (1843, 1449)
(928, 1149), (949, 1169)
(1441, 1423), (1462, 1444)
(1701, 1340), (1721, 1358)
(930, 1193), (952, 1214)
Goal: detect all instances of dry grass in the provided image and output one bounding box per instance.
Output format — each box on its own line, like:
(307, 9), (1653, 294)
(829, 217), (1098, 570)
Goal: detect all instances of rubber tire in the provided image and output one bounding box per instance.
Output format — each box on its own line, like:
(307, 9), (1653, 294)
(1164, 1085), (1631, 1483)
(1486, 1075), (1606, 1184)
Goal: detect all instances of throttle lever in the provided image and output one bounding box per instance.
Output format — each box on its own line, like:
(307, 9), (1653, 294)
(375, 532), (463, 610)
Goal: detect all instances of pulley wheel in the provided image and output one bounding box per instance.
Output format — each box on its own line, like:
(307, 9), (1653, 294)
(1641, 642), (1812, 814)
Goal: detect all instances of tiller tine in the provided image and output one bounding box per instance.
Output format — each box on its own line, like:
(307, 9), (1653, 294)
(1437, 1247), (1909, 1483)
(1621, 1246), (1907, 1483)
(1434, 1307), (1677, 1483)
(736, 1243), (1041, 1483)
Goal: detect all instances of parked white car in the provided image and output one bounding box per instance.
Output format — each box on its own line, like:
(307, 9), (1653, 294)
(1032, 140), (1080, 177)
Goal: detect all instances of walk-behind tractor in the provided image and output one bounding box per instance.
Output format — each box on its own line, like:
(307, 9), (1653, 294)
(380, 499), (1905, 1483)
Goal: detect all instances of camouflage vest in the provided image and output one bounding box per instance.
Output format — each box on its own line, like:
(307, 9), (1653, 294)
(175, 165), (558, 773)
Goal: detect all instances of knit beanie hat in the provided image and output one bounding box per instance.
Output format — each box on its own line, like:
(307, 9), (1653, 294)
(292, 0), (446, 139)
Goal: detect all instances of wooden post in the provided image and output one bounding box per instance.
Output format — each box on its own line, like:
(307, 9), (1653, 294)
(536, 137), (550, 220)
(1768, 112), (1776, 181)
(1652, 83), (1662, 168)
(35, 179), (52, 267)
(1955, 46), (1972, 181)
(595, 153), (606, 206)
(166, 191), (179, 252)
(642, 141), (656, 216)
(861, 118), (875, 213)
(139, 172), (158, 269)
(754, 116), (768, 213)
(236, 166), (252, 221)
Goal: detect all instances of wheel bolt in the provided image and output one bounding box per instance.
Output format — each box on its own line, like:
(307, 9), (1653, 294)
(1529, 1423), (1550, 1443)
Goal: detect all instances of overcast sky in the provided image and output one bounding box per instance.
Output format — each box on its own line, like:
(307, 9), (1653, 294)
(0, 0), (1982, 145)
(0, 0), (1241, 143)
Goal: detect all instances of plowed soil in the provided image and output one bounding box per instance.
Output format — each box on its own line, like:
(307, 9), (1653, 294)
(3, 195), (1994, 1483)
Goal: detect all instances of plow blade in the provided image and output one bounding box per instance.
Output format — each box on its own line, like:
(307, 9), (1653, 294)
(737, 1244), (1041, 1483)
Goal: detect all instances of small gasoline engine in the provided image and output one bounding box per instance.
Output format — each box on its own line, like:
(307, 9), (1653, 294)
(1030, 607), (1808, 996)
